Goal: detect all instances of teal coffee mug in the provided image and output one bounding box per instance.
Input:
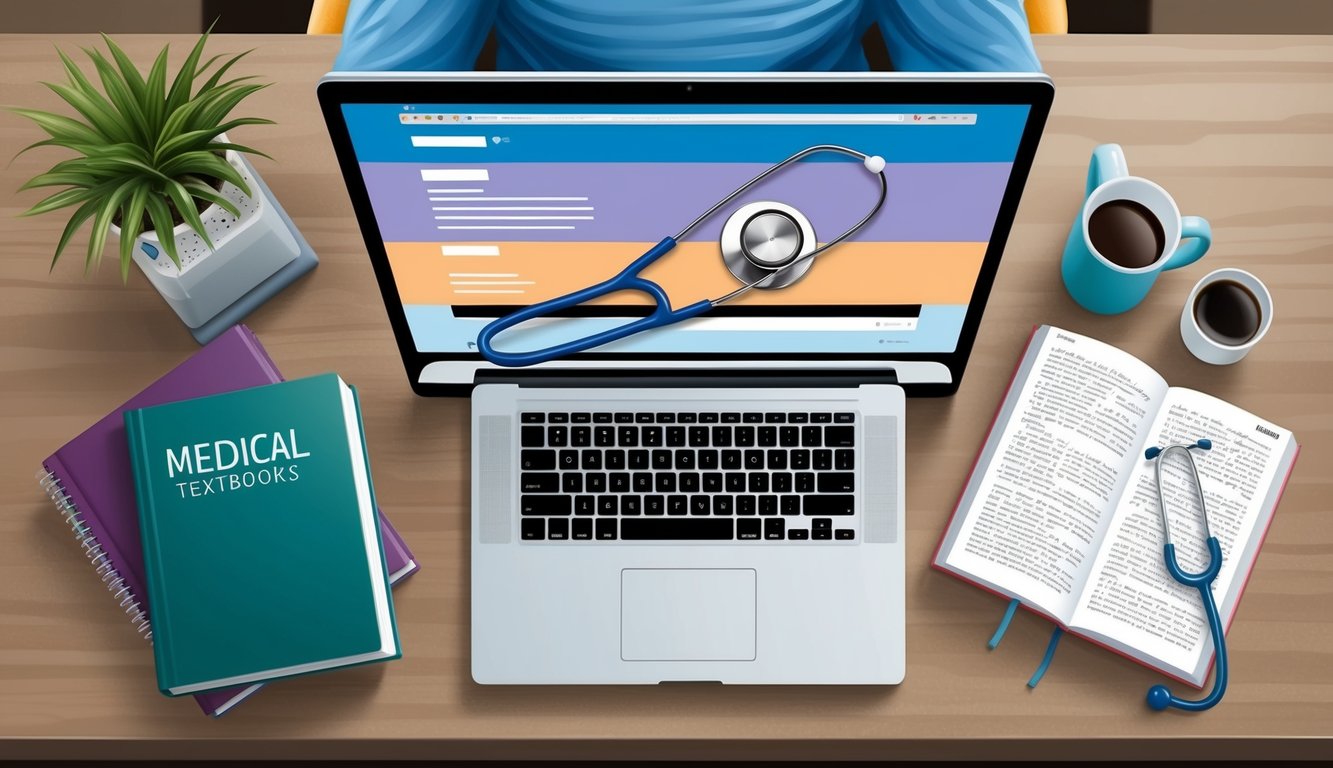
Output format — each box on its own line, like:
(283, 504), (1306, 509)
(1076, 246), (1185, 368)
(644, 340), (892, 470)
(1062, 144), (1212, 314)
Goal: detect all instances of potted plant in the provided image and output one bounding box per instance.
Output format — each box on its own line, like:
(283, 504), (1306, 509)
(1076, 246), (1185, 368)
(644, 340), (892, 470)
(13, 31), (316, 344)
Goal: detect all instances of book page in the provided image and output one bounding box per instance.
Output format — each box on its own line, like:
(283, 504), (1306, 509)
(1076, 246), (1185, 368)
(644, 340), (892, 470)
(1072, 389), (1295, 682)
(937, 327), (1169, 622)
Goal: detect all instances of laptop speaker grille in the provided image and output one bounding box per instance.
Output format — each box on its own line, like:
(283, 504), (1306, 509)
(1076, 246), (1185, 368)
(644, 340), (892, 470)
(477, 415), (512, 544)
(863, 415), (898, 544)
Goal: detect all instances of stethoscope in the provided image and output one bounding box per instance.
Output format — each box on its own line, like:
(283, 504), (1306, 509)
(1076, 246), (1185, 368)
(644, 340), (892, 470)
(476, 144), (887, 367)
(1144, 438), (1227, 712)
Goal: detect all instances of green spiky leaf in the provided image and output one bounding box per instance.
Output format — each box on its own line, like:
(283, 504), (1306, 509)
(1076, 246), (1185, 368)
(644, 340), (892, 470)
(9, 33), (271, 280)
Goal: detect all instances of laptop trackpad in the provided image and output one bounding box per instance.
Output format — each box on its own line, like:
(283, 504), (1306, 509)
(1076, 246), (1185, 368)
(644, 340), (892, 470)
(621, 569), (756, 662)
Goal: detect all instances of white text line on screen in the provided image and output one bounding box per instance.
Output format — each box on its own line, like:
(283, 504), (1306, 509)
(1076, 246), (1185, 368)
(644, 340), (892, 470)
(448, 280), (536, 286)
(441, 245), (501, 256)
(411, 135), (488, 148)
(426, 188), (484, 194)
(455, 289), (526, 294)
(431, 206), (593, 211)
(448, 273), (518, 278)
(419, 169), (490, 182)
(438, 225), (576, 230)
(427, 196), (587, 202)
(434, 215), (594, 221)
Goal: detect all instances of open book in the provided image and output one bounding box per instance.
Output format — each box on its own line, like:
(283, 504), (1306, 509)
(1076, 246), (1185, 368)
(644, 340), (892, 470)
(934, 325), (1298, 686)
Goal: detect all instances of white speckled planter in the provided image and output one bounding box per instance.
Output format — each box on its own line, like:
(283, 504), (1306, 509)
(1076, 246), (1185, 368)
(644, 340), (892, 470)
(109, 137), (299, 330)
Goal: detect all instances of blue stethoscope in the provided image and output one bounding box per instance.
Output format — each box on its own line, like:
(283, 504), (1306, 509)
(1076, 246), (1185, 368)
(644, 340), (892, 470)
(477, 144), (888, 367)
(1144, 438), (1227, 712)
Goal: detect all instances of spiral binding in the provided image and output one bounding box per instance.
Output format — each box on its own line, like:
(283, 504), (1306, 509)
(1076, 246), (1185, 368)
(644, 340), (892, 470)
(37, 468), (153, 642)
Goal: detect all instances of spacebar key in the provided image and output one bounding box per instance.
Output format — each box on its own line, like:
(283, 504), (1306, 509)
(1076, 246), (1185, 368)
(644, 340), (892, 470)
(621, 519), (734, 540)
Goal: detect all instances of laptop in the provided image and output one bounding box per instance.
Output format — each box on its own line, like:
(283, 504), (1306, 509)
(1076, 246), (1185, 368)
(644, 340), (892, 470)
(318, 73), (1053, 683)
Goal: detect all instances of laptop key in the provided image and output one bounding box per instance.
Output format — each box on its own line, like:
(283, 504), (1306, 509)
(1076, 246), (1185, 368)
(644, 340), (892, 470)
(825, 426), (855, 447)
(635, 413), (654, 423)
(597, 496), (618, 516)
(836, 529), (856, 540)
(596, 518), (618, 540)
(548, 518), (569, 540)
(743, 412), (763, 423)
(737, 519), (761, 540)
(788, 528), (809, 540)
(573, 519), (592, 539)
(711, 426), (731, 447)
(813, 527), (832, 540)
(813, 449), (833, 470)
(656, 412), (676, 423)
(581, 450), (602, 470)
(562, 473), (582, 494)
(548, 426), (568, 447)
(521, 426), (544, 447)
(720, 412), (740, 423)
(586, 473), (607, 493)
(702, 472), (723, 493)
(521, 496), (570, 516)
(689, 426), (710, 446)
(791, 449), (810, 469)
(767, 449), (787, 470)
(737, 495), (756, 515)
(668, 495), (688, 515)
(812, 413), (833, 423)
(559, 450), (578, 470)
(522, 519), (544, 540)
(676, 450), (696, 470)
(765, 413), (786, 423)
(817, 472), (856, 493)
(721, 450), (742, 469)
(835, 412), (855, 423)
(759, 495), (778, 515)
(758, 426), (777, 447)
(655, 473), (677, 493)
(652, 450), (673, 470)
(605, 449), (626, 470)
(725, 472), (746, 492)
(796, 472), (815, 493)
(666, 427), (686, 446)
(677, 412), (698, 423)
(594, 426), (615, 447)
(521, 449), (556, 470)
(621, 518), (733, 540)
(835, 449), (855, 470)
(575, 496), (594, 515)
(690, 495), (711, 516)
(735, 426), (755, 447)
(548, 413), (569, 423)
(679, 472), (700, 493)
(629, 450), (649, 469)
(610, 472), (630, 493)
(642, 426), (664, 447)
(780, 495), (801, 515)
(714, 496), (734, 515)
(789, 412), (810, 423)
(772, 472), (793, 493)
(780, 426), (800, 447)
(571, 412), (592, 424)
(800, 426), (821, 446)
(812, 518), (832, 531)
(745, 450), (764, 470)
(765, 518), (785, 540)
(622, 496), (642, 516)
(615, 412), (634, 423)
(805, 495), (855, 515)
(618, 426), (638, 446)
(633, 472), (654, 492)
(748, 473), (769, 493)
(645, 495), (665, 515)
(593, 412), (613, 423)
(521, 412), (544, 424)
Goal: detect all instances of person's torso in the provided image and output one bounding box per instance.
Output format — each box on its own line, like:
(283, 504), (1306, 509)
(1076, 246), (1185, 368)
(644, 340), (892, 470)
(495, 0), (873, 71)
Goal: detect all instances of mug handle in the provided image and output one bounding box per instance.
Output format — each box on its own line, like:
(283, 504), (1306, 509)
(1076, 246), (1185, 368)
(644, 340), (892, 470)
(1164, 216), (1212, 270)
(1087, 143), (1129, 197)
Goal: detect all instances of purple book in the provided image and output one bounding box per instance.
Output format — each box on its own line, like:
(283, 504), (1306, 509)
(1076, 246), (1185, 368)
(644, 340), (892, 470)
(37, 324), (418, 717)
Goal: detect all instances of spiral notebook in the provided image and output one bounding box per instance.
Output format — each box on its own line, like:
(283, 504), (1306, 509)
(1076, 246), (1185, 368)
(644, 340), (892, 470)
(36, 324), (419, 717)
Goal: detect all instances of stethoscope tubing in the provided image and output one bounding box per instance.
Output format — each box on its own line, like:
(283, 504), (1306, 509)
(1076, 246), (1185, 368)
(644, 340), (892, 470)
(477, 144), (886, 367)
(1144, 441), (1228, 712)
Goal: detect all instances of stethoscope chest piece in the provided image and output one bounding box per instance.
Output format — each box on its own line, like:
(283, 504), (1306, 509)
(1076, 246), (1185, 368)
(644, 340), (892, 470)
(720, 201), (817, 290)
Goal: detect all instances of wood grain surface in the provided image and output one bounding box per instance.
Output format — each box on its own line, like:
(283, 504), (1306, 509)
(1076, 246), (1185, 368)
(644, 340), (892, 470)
(0, 33), (1329, 761)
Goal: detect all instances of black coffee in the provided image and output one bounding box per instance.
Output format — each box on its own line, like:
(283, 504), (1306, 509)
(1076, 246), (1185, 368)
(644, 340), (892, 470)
(1194, 279), (1262, 346)
(1088, 199), (1165, 269)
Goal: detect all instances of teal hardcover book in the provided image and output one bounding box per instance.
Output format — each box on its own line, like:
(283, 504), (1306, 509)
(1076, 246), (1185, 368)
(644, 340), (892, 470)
(125, 373), (400, 696)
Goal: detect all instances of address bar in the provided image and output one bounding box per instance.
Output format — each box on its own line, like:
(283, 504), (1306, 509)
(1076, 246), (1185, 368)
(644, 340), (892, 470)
(459, 113), (910, 124)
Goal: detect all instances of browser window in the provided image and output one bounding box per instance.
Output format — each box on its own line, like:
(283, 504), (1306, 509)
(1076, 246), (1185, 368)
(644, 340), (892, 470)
(340, 102), (1028, 355)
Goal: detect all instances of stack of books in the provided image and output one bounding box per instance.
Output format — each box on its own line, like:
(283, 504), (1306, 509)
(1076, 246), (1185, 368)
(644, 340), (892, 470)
(38, 325), (418, 716)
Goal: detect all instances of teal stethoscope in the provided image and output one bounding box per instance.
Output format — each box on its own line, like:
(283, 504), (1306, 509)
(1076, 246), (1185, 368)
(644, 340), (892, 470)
(1144, 438), (1227, 712)
(477, 144), (887, 367)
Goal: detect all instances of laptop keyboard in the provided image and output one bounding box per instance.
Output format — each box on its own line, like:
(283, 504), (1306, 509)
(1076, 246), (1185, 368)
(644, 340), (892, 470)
(517, 411), (857, 542)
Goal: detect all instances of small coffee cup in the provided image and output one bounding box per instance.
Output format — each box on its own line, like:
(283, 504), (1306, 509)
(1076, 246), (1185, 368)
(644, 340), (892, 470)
(1181, 268), (1272, 365)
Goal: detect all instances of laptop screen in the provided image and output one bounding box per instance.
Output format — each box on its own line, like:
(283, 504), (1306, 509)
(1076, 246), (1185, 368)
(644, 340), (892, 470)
(339, 101), (1030, 357)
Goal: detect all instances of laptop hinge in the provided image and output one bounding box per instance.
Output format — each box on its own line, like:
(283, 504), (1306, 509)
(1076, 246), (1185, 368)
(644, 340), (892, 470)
(474, 369), (897, 388)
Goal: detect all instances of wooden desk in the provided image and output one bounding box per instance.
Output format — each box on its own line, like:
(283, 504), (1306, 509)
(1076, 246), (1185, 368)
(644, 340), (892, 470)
(1, 33), (1330, 761)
